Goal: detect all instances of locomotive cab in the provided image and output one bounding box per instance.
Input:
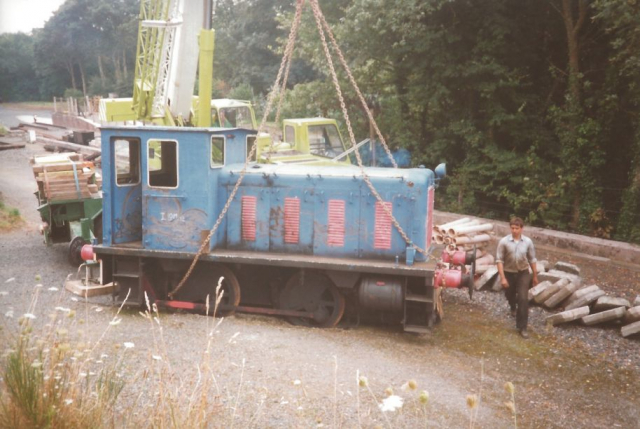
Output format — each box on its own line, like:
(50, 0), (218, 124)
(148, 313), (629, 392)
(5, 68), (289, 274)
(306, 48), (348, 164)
(102, 126), (256, 252)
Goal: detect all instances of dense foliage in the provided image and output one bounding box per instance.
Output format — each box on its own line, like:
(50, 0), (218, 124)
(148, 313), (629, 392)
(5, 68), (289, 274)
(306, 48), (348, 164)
(0, 0), (639, 242)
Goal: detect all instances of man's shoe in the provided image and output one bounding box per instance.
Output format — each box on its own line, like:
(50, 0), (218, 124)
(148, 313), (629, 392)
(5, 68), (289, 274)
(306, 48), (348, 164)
(519, 329), (529, 339)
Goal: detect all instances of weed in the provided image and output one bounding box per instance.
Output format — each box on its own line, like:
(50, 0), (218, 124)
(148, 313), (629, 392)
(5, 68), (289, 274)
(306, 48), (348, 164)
(0, 310), (125, 427)
(0, 197), (23, 231)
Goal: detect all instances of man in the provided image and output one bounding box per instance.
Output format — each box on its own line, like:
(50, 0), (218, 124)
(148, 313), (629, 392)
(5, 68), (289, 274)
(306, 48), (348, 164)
(496, 217), (538, 338)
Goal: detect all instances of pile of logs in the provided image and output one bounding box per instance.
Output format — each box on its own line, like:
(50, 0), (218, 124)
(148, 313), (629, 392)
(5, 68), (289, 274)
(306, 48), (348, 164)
(31, 153), (101, 202)
(433, 217), (495, 272)
(475, 260), (640, 339)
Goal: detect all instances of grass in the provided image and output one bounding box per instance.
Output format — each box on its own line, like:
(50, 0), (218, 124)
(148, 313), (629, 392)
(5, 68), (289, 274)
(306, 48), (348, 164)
(0, 288), (126, 428)
(0, 198), (24, 232)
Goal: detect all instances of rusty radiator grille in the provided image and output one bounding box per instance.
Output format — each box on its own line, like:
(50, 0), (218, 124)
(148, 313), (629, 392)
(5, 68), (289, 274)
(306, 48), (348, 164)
(241, 195), (257, 241)
(327, 199), (345, 247)
(374, 201), (393, 249)
(284, 197), (300, 244)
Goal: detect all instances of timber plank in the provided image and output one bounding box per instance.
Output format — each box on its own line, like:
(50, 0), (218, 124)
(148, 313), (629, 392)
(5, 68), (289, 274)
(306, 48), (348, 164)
(48, 192), (92, 201)
(37, 174), (92, 184)
(32, 162), (93, 173)
(48, 183), (91, 192)
(32, 153), (82, 164)
(36, 170), (92, 179)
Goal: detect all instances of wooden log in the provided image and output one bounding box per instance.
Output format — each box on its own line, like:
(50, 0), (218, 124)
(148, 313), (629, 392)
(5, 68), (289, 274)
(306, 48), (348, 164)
(0, 142), (26, 151)
(35, 136), (100, 156)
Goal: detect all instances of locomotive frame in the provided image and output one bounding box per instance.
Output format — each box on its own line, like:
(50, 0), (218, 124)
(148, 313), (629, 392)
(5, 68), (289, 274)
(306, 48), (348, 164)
(93, 125), (442, 332)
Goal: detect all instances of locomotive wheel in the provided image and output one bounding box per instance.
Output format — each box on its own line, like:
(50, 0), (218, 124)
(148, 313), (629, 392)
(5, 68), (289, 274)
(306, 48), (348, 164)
(279, 271), (345, 328)
(174, 264), (241, 317)
(68, 236), (86, 266)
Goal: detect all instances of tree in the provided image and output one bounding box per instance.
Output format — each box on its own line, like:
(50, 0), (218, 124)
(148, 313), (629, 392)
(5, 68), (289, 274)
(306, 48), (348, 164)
(0, 33), (39, 101)
(594, 0), (640, 241)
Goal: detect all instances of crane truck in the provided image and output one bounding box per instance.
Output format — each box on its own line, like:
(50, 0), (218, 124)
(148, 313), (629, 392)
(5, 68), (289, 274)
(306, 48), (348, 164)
(97, 0), (368, 166)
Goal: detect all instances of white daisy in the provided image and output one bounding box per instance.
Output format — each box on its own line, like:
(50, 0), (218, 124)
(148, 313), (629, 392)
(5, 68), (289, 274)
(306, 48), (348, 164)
(379, 395), (404, 412)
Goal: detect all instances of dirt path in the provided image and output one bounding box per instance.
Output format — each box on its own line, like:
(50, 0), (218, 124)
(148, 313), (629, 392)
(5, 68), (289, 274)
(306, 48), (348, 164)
(1, 141), (639, 428)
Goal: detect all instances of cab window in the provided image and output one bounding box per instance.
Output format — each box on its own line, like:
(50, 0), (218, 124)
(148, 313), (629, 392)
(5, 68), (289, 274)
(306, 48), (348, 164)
(220, 106), (254, 129)
(211, 136), (225, 167)
(308, 124), (344, 158)
(113, 137), (140, 186)
(284, 125), (295, 144)
(148, 139), (178, 188)
(246, 135), (257, 162)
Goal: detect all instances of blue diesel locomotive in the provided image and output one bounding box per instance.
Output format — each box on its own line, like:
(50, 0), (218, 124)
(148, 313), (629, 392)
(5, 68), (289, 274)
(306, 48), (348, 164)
(92, 125), (448, 332)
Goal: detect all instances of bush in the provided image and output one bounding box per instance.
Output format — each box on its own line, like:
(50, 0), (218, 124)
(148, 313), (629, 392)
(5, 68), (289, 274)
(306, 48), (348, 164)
(228, 83), (254, 102)
(88, 76), (114, 97)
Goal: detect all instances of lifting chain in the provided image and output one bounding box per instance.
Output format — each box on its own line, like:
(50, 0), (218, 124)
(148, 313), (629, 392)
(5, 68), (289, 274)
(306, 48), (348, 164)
(313, 4), (397, 169)
(265, 0), (305, 163)
(170, 0), (428, 299)
(169, 0), (306, 299)
(308, 0), (427, 256)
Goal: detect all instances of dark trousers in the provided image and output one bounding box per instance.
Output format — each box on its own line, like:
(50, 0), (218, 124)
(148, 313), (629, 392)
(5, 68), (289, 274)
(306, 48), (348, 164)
(504, 270), (532, 331)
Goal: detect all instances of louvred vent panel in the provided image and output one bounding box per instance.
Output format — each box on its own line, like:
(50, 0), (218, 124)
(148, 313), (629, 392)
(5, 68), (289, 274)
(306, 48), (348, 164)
(284, 197), (300, 244)
(374, 201), (393, 249)
(241, 196), (257, 241)
(327, 200), (345, 247)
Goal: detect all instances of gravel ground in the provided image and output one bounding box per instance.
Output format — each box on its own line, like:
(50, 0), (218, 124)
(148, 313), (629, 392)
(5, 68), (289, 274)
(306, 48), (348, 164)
(1, 114), (640, 427)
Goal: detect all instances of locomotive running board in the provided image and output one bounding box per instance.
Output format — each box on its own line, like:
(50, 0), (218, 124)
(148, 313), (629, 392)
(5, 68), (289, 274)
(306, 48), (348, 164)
(155, 299), (315, 319)
(94, 246), (437, 277)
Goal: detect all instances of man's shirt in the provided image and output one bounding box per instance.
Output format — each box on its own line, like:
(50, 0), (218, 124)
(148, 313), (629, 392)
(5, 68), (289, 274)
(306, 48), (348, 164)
(496, 234), (537, 273)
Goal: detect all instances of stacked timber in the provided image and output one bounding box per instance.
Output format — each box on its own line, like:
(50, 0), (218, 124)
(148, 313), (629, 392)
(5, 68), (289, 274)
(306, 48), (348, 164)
(31, 153), (101, 202)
